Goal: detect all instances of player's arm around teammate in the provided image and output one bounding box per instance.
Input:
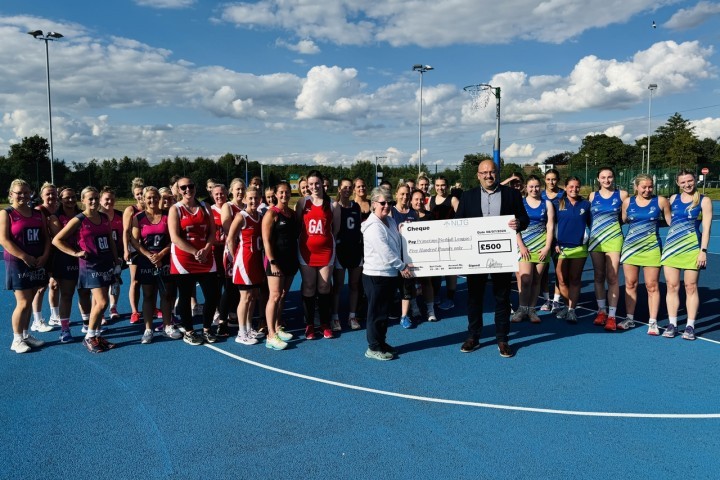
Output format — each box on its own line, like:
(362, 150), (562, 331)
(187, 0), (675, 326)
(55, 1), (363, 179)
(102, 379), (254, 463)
(553, 176), (591, 324)
(660, 170), (712, 340)
(587, 167), (629, 331)
(512, 175), (555, 324)
(619, 174), (672, 334)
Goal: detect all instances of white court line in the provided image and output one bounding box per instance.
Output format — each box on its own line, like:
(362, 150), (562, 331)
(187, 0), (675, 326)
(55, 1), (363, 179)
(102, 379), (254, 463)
(204, 344), (720, 419)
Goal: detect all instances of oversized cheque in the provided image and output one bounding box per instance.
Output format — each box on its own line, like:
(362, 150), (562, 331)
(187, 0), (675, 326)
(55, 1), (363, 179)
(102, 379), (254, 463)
(400, 215), (518, 277)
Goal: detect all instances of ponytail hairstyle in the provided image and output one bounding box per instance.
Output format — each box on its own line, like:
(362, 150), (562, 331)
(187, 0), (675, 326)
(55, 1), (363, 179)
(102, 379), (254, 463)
(677, 169), (700, 212)
(559, 176), (582, 211)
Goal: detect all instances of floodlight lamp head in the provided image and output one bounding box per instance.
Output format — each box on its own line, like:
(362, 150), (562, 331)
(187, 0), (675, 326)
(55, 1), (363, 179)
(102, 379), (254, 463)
(648, 83), (657, 91)
(47, 32), (64, 39)
(412, 64), (423, 70)
(28, 30), (44, 38)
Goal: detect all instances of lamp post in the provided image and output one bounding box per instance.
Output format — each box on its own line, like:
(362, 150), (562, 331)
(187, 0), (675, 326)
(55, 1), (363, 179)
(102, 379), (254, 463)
(375, 155), (387, 187)
(641, 144), (647, 173)
(412, 64), (433, 177)
(28, 30), (63, 185)
(585, 153), (589, 186)
(647, 84), (657, 174)
(234, 154), (249, 184)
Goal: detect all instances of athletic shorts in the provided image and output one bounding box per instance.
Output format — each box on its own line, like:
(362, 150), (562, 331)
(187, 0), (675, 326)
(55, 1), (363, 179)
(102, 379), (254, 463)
(558, 245), (588, 259)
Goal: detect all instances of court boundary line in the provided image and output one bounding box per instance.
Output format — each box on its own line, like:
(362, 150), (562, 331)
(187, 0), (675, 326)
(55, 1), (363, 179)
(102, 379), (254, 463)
(204, 344), (720, 419)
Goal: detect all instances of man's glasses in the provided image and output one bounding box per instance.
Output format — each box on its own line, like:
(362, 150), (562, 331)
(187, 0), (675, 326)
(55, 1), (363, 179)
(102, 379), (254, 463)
(179, 184), (195, 191)
(478, 171), (495, 177)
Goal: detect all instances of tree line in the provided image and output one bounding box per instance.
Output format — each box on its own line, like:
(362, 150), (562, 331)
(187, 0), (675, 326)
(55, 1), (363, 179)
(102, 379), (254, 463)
(1, 113), (717, 197)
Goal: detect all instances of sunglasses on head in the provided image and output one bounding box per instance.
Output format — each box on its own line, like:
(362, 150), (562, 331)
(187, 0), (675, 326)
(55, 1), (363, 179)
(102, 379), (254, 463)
(179, 184), (195, 191)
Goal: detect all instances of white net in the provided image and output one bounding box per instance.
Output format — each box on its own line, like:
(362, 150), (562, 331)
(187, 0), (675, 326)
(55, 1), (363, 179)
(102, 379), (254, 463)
(463, 84), (492, 111)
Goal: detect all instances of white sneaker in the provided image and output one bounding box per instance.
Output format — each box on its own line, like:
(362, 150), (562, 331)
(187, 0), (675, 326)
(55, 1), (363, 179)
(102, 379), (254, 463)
(331, 318), (342, 332)
(23, 335), (45, 348)
(276, 328), (293, 342)
(11, 339), (31, 353)
(349, 317), (361, 330)
(617, 319), (635, 330)
(647, 322), (660, 336)
(266, 334), (288, 350)
(31, 319), (53, 333)
(235, 333), (259, 345)
(141, 329), (153, 344)
(164, 325), (183, 340)
(48, 316), (61, 327)
(427, 313), (438, 322)
(248, 328), (266, 339)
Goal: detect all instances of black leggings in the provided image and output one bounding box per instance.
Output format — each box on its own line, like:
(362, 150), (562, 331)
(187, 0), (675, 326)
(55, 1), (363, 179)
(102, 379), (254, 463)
(175, 273), (219, 331)
(217, 277), (239, 321)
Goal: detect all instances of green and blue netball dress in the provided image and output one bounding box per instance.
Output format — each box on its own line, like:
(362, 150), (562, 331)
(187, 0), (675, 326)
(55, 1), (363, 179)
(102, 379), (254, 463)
(588, 190), (623, 253)
(660, 195), (703, 270)
(621, 196), (662, 267)
(520, 198), (549, 264)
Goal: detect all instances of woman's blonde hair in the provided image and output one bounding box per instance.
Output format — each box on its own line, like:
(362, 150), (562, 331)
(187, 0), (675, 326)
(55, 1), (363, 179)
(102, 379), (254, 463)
(8, 179), (30, 203)
(676, 169), (700, 211)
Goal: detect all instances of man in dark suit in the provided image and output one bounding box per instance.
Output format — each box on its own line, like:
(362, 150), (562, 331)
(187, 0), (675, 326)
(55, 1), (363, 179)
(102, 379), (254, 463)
(455, 160), (529, 358)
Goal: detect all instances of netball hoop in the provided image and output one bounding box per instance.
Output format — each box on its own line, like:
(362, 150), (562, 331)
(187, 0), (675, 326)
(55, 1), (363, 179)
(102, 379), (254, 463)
(463, 83), (502, 168)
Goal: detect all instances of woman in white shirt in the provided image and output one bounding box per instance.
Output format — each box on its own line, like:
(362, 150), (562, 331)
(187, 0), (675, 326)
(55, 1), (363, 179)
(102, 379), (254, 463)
(360, 187), (413, 361)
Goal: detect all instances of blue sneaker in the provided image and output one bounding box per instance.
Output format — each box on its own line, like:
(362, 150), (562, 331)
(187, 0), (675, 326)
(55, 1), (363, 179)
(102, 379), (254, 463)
(59, 329), (73, 343)
(662, 324), (676, 338)
(400, 316), (413, 329)
(682, 325), (696, 341)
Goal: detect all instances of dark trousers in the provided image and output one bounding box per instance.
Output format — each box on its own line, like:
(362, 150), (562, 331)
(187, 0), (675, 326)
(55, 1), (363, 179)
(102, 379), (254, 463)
(217, 277), (238, 321)
(175, 273), (219, 331)
(362, 274), (398, 351)
(466, 272), (511, 343)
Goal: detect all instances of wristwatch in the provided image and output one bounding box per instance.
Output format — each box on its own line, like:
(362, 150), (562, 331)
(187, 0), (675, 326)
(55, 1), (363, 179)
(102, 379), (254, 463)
(270, 259), (277, 265)
(701, 248), (708, 253)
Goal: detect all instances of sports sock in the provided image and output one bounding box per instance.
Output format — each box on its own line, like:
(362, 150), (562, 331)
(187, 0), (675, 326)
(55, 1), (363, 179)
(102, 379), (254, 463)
(553, 294), (561, 302)
(542, 292), (549, 300)
(60, 318), (70, 330)
(669, 316), (678, 327)
(597, 299), (606, 311)
(687, 318), (696, 328)
(608, 307), (617, 317)
(33, 312), (43, 322)
(348, 312), (356, 319)
(81, 313), (90, 326)
(626, 314), (634, 321)
(51, 306), (60, 318)
(426, 302), (435, 316)
(13, 333), (22, 342)
(649, 318), (657, 325)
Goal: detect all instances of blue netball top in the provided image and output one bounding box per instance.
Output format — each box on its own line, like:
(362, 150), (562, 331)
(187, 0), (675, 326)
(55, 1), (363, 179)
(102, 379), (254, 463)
(555, 198), (591, 248)
(520, 198), (548, 252)
(621, 196), (662, 262)
(588, 190), (623, 250)
(542, 189), (565, 211)
(660, 194), (703, 262)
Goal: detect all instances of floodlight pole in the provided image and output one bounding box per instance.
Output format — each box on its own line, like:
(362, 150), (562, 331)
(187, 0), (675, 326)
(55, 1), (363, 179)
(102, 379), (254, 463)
(375, 155), (387, 187)
(28, 30), (63, 185)
(647, 84), (657, 174)
(413, 64), (434, 177)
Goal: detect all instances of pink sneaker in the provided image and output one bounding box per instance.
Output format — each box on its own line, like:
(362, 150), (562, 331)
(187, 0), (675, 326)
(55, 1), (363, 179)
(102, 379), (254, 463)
(130, 312), (141, 324)
(109, 306), (120, 321)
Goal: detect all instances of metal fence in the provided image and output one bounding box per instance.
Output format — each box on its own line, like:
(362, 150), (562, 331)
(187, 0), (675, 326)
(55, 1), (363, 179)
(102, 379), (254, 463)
(557, 166), (682, 197)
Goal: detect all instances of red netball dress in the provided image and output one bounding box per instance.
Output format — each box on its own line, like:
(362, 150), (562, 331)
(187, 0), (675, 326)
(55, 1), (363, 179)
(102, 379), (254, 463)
(231, 211), (264, 286)
(298, 198), (334, 267)
(170, 202), (216, 275)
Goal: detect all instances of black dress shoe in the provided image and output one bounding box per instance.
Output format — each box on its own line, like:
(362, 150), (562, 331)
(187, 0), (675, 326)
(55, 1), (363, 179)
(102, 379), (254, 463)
(498, 341), (514, 358)
(460, 338), (479, 353)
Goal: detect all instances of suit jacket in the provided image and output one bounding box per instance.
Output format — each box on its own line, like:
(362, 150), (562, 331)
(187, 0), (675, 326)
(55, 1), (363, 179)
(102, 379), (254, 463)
(455, 184), (529, 232)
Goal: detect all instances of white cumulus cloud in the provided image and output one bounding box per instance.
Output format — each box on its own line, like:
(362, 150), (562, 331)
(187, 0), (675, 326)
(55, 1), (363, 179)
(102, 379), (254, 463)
(665, 1), (720, 29)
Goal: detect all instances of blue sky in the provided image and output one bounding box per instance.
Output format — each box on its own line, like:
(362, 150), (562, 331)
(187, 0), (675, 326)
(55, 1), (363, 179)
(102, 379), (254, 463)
(1, 0), (719, 170)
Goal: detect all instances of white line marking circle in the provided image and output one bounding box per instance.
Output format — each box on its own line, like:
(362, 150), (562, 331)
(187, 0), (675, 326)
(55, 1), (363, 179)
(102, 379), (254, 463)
(205, 344), (720, 419)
